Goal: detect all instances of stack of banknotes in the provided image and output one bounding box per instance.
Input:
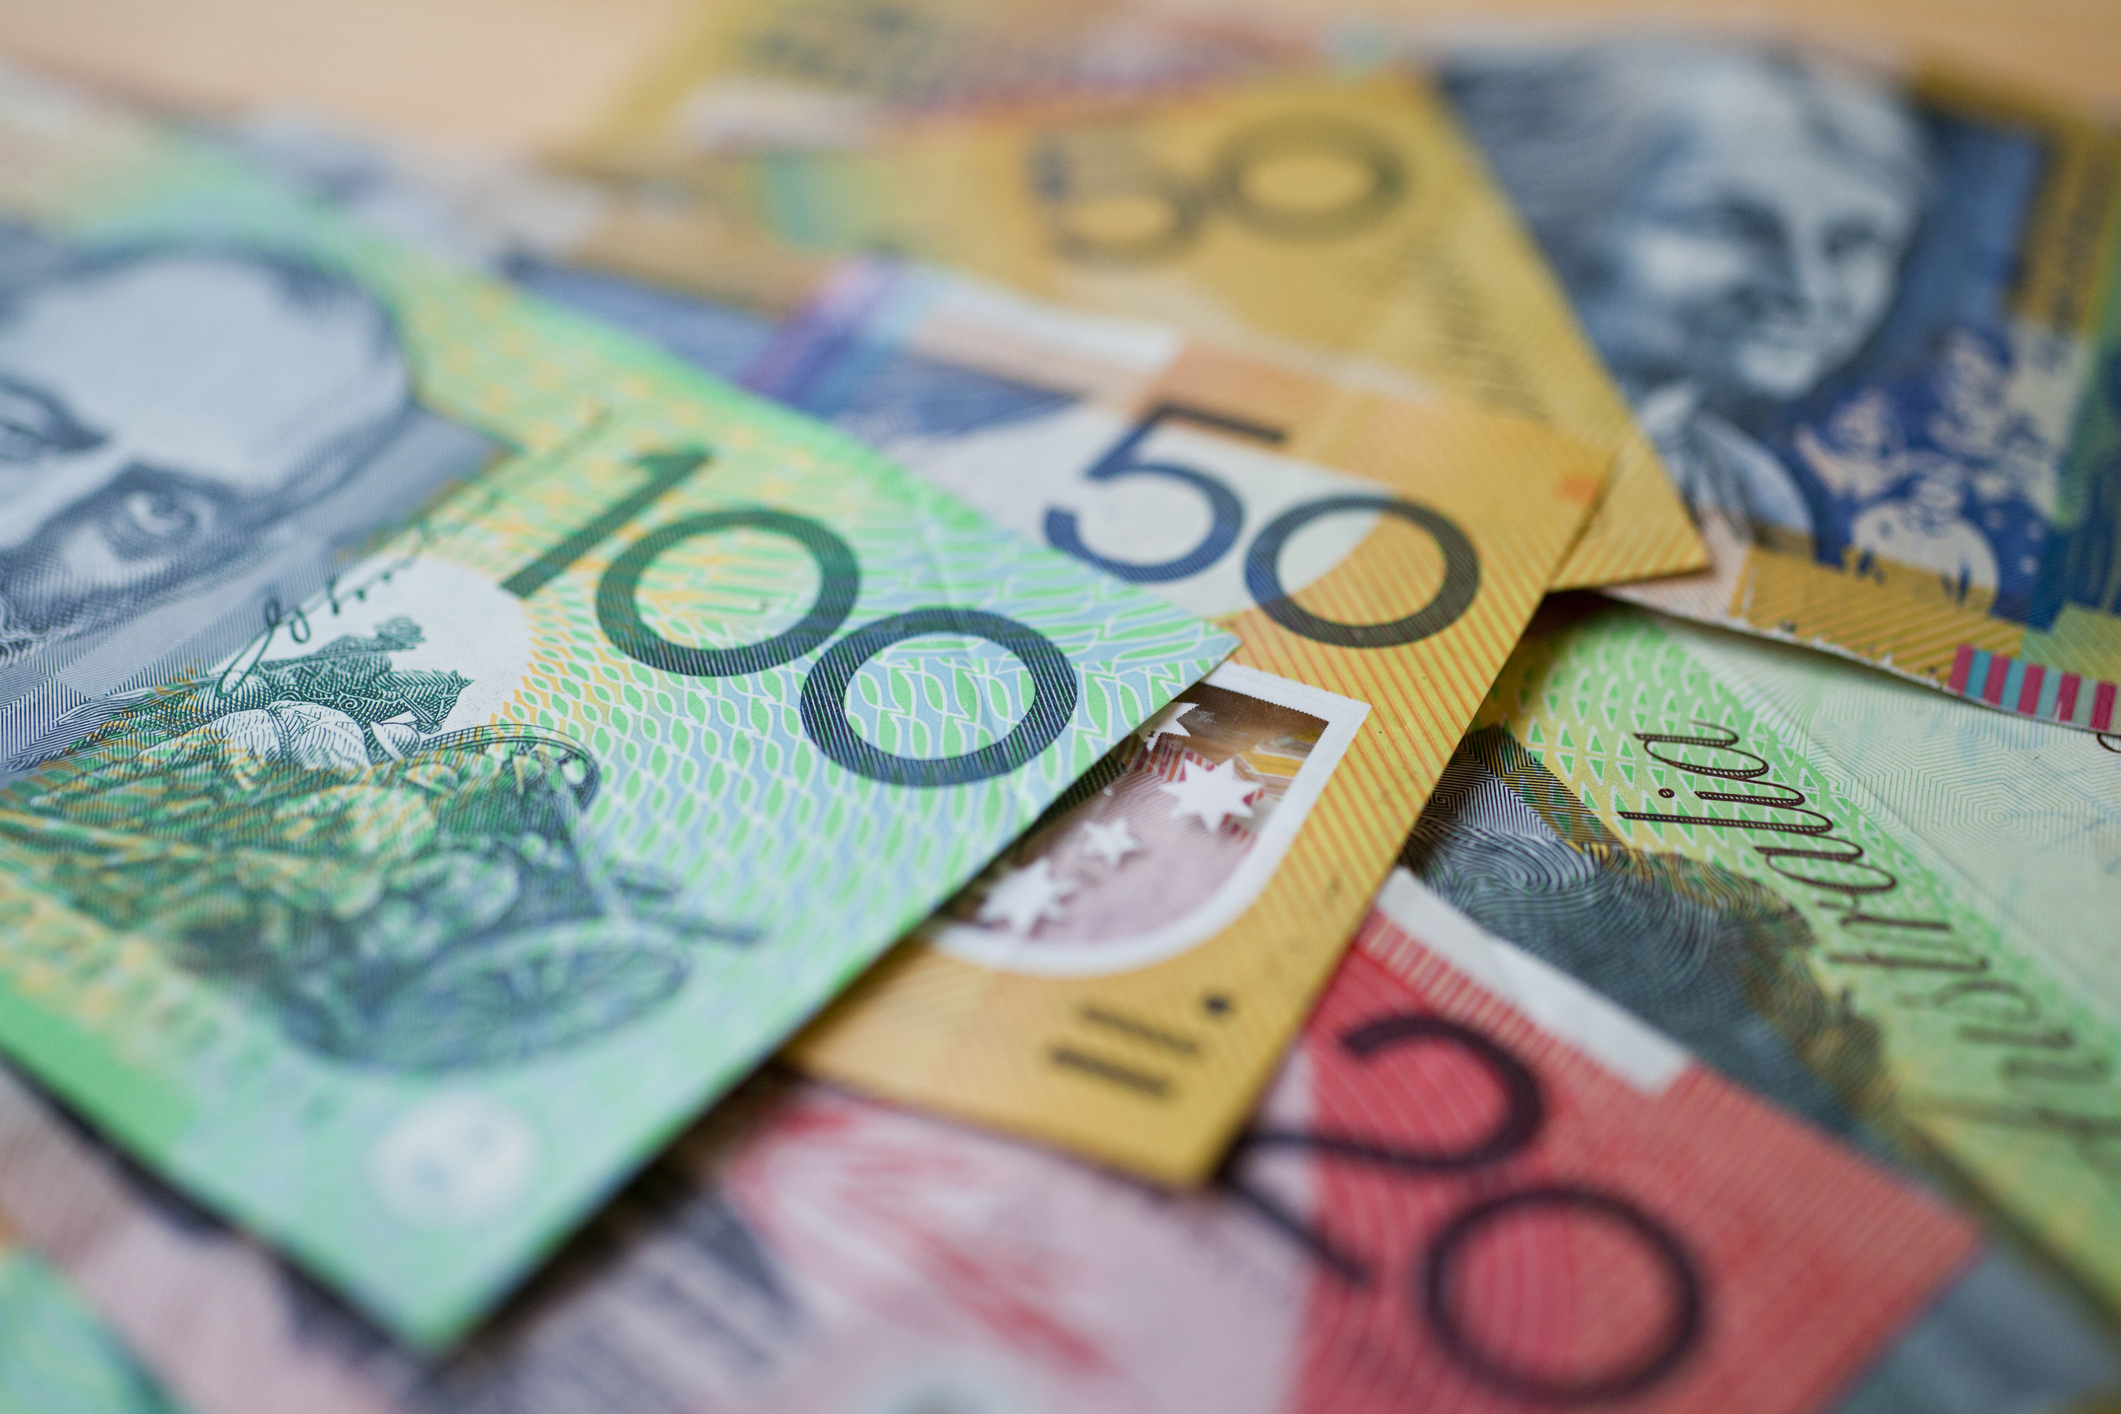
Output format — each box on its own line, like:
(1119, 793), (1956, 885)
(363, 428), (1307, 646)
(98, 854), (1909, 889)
(0, 2), (2116, 1410)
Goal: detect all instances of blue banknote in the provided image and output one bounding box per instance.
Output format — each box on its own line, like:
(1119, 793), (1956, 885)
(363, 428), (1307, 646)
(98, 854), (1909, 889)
(1445, 38), (2121, 732)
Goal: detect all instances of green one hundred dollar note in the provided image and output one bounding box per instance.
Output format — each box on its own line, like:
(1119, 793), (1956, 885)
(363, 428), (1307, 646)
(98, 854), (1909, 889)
(0, 71), (1233, 1345)
(1405, 600), (2121, 1328)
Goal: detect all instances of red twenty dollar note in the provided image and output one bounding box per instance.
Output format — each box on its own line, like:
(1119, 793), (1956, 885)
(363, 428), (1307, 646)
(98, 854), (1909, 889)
(0, 871), (1974, 1414)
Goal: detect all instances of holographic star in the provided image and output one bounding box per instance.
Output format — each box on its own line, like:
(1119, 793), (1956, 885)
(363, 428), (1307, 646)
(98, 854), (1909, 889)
(1138, 700), (1197, 747)
(974, 859), (1075, 934)
(1078, 818), (1141, 868)
(1158, 758), (1261, 832)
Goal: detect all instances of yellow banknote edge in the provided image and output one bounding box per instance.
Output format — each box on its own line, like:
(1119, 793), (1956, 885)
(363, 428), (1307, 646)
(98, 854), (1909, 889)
(783, 342), (1605, 1181)
(569, 69), (1707, 590)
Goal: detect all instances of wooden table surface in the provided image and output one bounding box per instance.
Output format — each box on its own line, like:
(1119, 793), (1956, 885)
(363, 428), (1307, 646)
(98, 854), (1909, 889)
(0, 0), (2112, 151)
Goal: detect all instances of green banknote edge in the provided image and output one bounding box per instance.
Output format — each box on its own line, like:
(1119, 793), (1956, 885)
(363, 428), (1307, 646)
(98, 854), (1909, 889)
(1480, 605), (2121, 1321)
(0, 112), (1237, 1343)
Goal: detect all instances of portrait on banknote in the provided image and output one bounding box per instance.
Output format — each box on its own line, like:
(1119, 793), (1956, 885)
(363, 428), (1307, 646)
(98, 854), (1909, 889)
(0, 227), (494, 762)
(1446, 40), (2106, 652)
(0, 234), (729, 1074)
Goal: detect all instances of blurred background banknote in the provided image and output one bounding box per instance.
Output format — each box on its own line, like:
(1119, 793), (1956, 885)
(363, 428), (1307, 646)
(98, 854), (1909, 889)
(565, 67), (1710, 593)
(1, 0), (2117, 151)
(0, 1216), (189, 1414)
(0, 876), (1974, 1414)
(1439, 38), (2121, 732)
(0, 71), (1233, 1343)
(595, 0), (1308, 151)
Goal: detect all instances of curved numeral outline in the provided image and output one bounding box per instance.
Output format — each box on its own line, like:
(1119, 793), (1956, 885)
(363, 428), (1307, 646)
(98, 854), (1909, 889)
(801, 608), (1077, 788)
(1229, 1009), (1705, 1403)
(1425, 1186), (1703, 1403)
(1208, 116), (1408, 242)
(1244, 495), (1480, 649)
(1036, 113), (1410, 268)
(1051, 407), (1480, 649)
(507, 446), (1077, 788)
(597, 509), (862, 676)
(1044, 402), (1271, 582)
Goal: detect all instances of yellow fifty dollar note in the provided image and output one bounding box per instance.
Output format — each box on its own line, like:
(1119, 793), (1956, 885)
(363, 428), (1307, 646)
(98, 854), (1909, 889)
(744, 262), (1603, 1179)
(576, 71), (1703, 590)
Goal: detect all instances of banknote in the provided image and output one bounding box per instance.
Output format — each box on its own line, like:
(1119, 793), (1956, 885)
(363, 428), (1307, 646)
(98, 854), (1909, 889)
(212, 110), (841, 333)
(570, 72), (1707, 591)
(0, 110), (498, 771)
(1399, 597), (2121, 1340)
(0, 74), (1232, 1343)
(1443, 38), (2121, 730)
(0, 870), (1975, 1414)
(744, 259), (1602, 1177)
(591, 0), (1301, 153)
(205, 119), (1605, 1177)
(0, 1227), (189, 1414)
(1670, 617), (2121, 1011)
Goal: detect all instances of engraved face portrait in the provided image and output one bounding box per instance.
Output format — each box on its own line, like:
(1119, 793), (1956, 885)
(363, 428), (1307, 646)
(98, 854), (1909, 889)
(1448, 43), (1929, 411)
(1446, 42), (1933, 540)
(0, 246), (412, 660)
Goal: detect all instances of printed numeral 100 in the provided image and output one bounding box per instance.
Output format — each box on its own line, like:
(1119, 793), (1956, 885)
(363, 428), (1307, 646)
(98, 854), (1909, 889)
(503, 446), (1076, 788)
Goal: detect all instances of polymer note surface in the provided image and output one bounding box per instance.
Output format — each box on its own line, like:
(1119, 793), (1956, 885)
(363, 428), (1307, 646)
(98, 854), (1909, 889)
(0, 75), (1230, 1342)
(1445, 38), (2121, 729)
(0, 1232), (187, 1414)
(0, 147), (494, 770)
(1402, 599), (2121, 1331)
(741, 260), (1601, 1179)
(593, 0), (1298, 152)
(574, 71), (1706, 590)
(0, 874), (1973, 1414)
